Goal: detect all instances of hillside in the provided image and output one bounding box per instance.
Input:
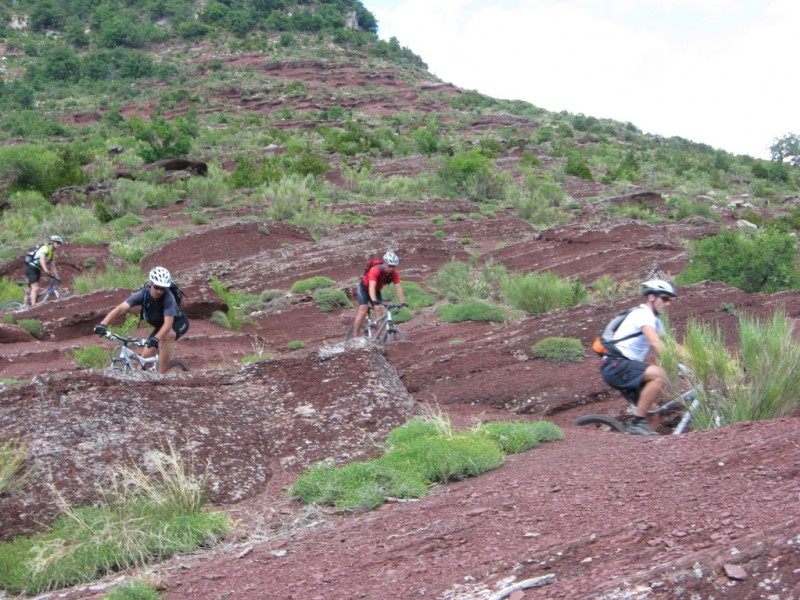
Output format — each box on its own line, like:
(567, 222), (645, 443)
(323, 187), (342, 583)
(2, 2), (800, 598)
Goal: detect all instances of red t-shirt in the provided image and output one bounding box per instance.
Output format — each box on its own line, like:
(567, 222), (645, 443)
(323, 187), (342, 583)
(361, 265), (400, 292)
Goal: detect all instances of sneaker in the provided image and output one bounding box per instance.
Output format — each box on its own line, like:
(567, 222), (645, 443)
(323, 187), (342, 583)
(626, 421), (659, 436)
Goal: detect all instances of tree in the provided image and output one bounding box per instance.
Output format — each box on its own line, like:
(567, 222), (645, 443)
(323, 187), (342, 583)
(42, 45), (81, 83)
(770, 133), (800, 166)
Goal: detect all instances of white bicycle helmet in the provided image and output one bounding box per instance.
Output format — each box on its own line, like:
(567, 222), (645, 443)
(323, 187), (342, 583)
(641, 279), (676, 297)
(49, 235), (64, 244)
(383, 251), (399, 266)
(148, 266), (172, 288)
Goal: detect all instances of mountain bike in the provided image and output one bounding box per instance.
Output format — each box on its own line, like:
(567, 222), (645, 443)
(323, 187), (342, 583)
(575, 364), (701, 435)
(0, 277), (64, 312)
(346, 303), (406, 343)
(100, 331), (189, 374)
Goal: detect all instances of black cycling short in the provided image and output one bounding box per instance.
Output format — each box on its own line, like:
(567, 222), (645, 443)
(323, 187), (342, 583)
(149, 315), (190, 341)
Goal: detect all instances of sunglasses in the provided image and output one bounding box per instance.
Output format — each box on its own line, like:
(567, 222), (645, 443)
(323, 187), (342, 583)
(658, 295), (673, 303)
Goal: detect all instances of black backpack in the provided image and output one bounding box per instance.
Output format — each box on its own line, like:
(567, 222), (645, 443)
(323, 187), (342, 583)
(139, 280), (185, 321)
(591, 307), (643, 358)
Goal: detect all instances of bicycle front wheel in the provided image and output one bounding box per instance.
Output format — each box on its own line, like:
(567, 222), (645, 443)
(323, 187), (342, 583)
(345, 324), (369, 341)
(382, 327), (405, 343)
(111, 358), (133, 374)
(574, 414), (629, 433)
(167, 359), (189, 372)
(0, 301), (24, 313)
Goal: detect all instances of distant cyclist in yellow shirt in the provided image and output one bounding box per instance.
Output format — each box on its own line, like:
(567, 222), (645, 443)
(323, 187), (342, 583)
(25, 235), (63, 306)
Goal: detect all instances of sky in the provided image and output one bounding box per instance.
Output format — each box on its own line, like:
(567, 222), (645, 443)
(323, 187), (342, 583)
(365, 0), (798, 160)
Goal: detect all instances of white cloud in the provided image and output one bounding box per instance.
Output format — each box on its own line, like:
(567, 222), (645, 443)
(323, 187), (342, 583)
(367, 0), (799, 158)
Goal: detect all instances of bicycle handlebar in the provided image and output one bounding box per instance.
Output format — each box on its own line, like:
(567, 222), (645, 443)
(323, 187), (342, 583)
(378, 303), (406, 310)
(103, 331), (148, 347)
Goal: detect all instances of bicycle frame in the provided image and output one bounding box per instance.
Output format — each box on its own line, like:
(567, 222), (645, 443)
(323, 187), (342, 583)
(28, 279), (61, 305)
(1, 279), (61, 313)
(101, 331), (189, 373)
(365, 303), (404, 342)
(105, 332), (160, 372)
(577, 364), (703, 435)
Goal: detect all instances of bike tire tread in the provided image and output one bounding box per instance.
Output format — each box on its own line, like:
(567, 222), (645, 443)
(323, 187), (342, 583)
(167, 359), (189, 372)
(574, 414), (629, 433)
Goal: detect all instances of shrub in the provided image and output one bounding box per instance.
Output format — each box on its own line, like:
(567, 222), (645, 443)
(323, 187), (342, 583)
(591, 274), (630, 301)
(509, 176), (570, 227)
(565, 150), (593, 180)
(0, 278), (25, 306)
(291, 276), (336, 294)
(289, 461), (427, 512)
(384, 416), (449, 448)
(208, 277), (252, 331)
(102, 578), (160, 600)
(378, 434), (505, 484)
(380, 281), (434, 309)
(312, 288), (351, 312)
(0, 439), (31, 496)
(501, 271), (586, 314)
(287, 340), (304, 350)
(676, 229), (800, 293)
(68, 346), (111, 370)
(289, 416), (562, 513)
(71, 264), (144, 295)
(530, 337), (585, 364)
(437, 148), (506, 201)
(17, 319), (43, 339)
(476, 420), (564, 454)
(128, 115), (196, 163)
(0, 446), (227, 595)
(437, 301), (506, 323)
(663, 309), (800, 429)
(185, 174), (227, 208)
(431, 260), (493, 302)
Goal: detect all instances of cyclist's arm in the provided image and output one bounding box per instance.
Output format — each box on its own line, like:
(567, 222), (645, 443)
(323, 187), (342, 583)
(99, 301), (132, 327)
(641, 324), (661, 356)
(154, 316), (174, 343)
(33, 248), (53, 276)
(368, 280), (379, 305)
(393, 282), (406, 305)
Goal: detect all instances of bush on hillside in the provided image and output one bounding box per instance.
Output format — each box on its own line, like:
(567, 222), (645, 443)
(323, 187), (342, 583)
(676, 229), (800, 293)
(530, 337), (585, 364)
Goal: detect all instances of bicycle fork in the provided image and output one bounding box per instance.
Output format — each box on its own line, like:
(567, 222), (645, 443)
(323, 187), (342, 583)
(672, 391), (701, 435)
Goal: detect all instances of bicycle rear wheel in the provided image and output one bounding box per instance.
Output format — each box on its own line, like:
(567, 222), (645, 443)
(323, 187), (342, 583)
(167, 359), (189, 372)
(0, 301), (24, 313)
(574, 414), (629, 433)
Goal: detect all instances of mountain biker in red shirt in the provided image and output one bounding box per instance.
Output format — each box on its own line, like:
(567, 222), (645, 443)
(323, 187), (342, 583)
(599, 279), (677, 436)
(351, 251), (407, 338)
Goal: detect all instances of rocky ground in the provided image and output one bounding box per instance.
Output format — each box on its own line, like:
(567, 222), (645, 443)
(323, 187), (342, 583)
(2, 53), (800, 600)
(2, 190), (800, 600)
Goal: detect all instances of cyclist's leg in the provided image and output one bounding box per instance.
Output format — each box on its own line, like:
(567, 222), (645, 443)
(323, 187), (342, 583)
(25, 265), (41, 306)
(637, 364), (667, 428)
(141, 325), (160, 368)
(601, 357), (653, 428)
(350, 284), (371, 338)
(157, 328), (178, 374)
